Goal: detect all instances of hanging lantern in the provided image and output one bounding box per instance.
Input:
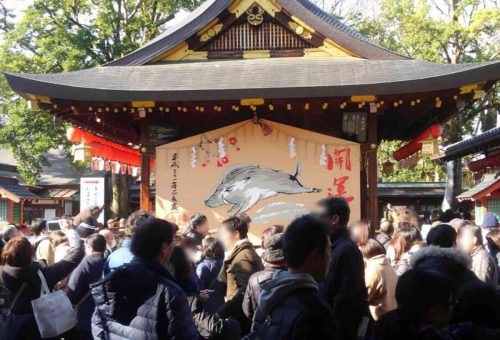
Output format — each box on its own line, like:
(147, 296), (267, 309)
(419, 137), (439, 157)
(382, 161), (394, 175)
(73, 140), (93, 162)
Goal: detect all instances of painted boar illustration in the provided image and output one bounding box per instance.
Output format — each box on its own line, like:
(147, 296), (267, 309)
(205, 164), (321, 214)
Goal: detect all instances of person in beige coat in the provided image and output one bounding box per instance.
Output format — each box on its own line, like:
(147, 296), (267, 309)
(217, 215), (263, 333)
(360, 239), (398, 320)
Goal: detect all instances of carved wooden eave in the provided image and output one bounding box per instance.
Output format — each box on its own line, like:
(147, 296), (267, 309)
(105, 0), (407, 66)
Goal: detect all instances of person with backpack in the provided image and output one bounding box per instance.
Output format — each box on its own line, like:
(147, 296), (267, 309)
(66, 233), (107, 339)
(0, 229), (84, 339)
(31, 218), (55, 266)
(91, 217), (198, 339)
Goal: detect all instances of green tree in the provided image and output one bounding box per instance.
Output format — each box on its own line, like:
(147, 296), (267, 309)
(0, 0), (199, 184)
(347, 0), (499, 208)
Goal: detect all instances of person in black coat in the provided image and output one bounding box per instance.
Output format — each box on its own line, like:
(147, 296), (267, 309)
(374, 269), (458, 340)
(66, 233), (107, 340)
(0, 229), (84, 340)
(91, 218), (198, 339)
(248, 215), (336, 339)
(243, 231), (286, 321)
(317, 197), (370, 340)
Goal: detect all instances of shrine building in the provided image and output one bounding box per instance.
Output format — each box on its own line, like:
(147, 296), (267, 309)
(5, 0), (500, 233)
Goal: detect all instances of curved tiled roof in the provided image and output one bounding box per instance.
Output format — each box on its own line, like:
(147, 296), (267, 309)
(443, 127), (500, 160)
(6, 58), (500, 102)
(107, 0), (406, 66)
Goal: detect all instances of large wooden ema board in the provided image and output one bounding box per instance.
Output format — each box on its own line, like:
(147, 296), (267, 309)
(156, 120), (360, 241)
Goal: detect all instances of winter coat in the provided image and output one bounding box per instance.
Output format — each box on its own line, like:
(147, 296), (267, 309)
(102, 238), (133, 276)
(321, 227), (369, 340)
(365, 255), (398, 321)
(183, 228), (204, 247)
(243, 266), (286, 321)
(91, 256), (198, 340)
(249, 270), (336, 339)
(66, 252), (106, 339)
(196, 258), (225, 314)
(0, 230), (84, 340)
(470, 245), (498, 287)
(217, 240), (263, 333)
(410, 246), (481, 289)
(188, 295), (241, 340)
(374, 309), (455, 340)
(391, 257), (410, 276)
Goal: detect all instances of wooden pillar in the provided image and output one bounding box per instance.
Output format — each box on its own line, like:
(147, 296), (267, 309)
(20, 200), (24, 224)
(140, 153), (151, 211)
(360, 144), (369, 219)
(367, 112), (379, 227)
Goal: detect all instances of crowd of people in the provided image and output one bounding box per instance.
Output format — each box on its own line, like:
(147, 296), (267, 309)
(0, 198), (499, 340)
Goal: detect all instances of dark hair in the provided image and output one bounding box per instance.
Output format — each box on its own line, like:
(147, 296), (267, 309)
(359, 239), (386, 259)
(31, 218), (47, 236)
(318, 197), (350, 226)
(453, 280), (500, 328)
(261, 224), (284, 248)
(201, 237), (224, 260)
(426, 224), (456, 248)
(390, 226), (422, 261)
(131, 218), (174, 261)
(283, 215), (330, 268)
(168, 246), (195, 282)
(222, 216), (249, 239)
(1, 237), (33, 267)
(396, 269), (457, 317)
(430, 209), (442, 223)
(439, 209), (456, 223)
(126, 210), (151, 236)
(237, 213), (252, 224)
(189, 214), (207, 231)
(86, 233), (107, 253)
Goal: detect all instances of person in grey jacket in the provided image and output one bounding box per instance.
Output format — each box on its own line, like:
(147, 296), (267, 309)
(458, 224), (498, 287)
(248, 215), (336, 339)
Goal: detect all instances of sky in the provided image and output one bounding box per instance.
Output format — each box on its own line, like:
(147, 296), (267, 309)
(4, 0), (379, 22)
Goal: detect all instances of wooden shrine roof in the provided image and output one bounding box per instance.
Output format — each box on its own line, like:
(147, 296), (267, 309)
(442, 127), (500, 161)
(107, 0), (406, 66)
(6, 58), (500, 102)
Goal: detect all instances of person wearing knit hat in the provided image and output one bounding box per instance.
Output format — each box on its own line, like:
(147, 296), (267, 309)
(243, 232), (287, 320)
(262, 233), (285, 264)
(483, 212), (499, 229)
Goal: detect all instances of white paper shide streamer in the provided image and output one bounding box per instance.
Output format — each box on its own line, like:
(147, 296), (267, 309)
(190, 146), (197, 168)
(289, 137), (297, 158)
(319, 144), (327, 166)
(218, 137), (226, 158)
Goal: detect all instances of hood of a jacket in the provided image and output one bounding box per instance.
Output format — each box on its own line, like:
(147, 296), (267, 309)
(410, 245), (471, 269)
(3, 262), (42, 282)
(258, 270), (318, 316)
